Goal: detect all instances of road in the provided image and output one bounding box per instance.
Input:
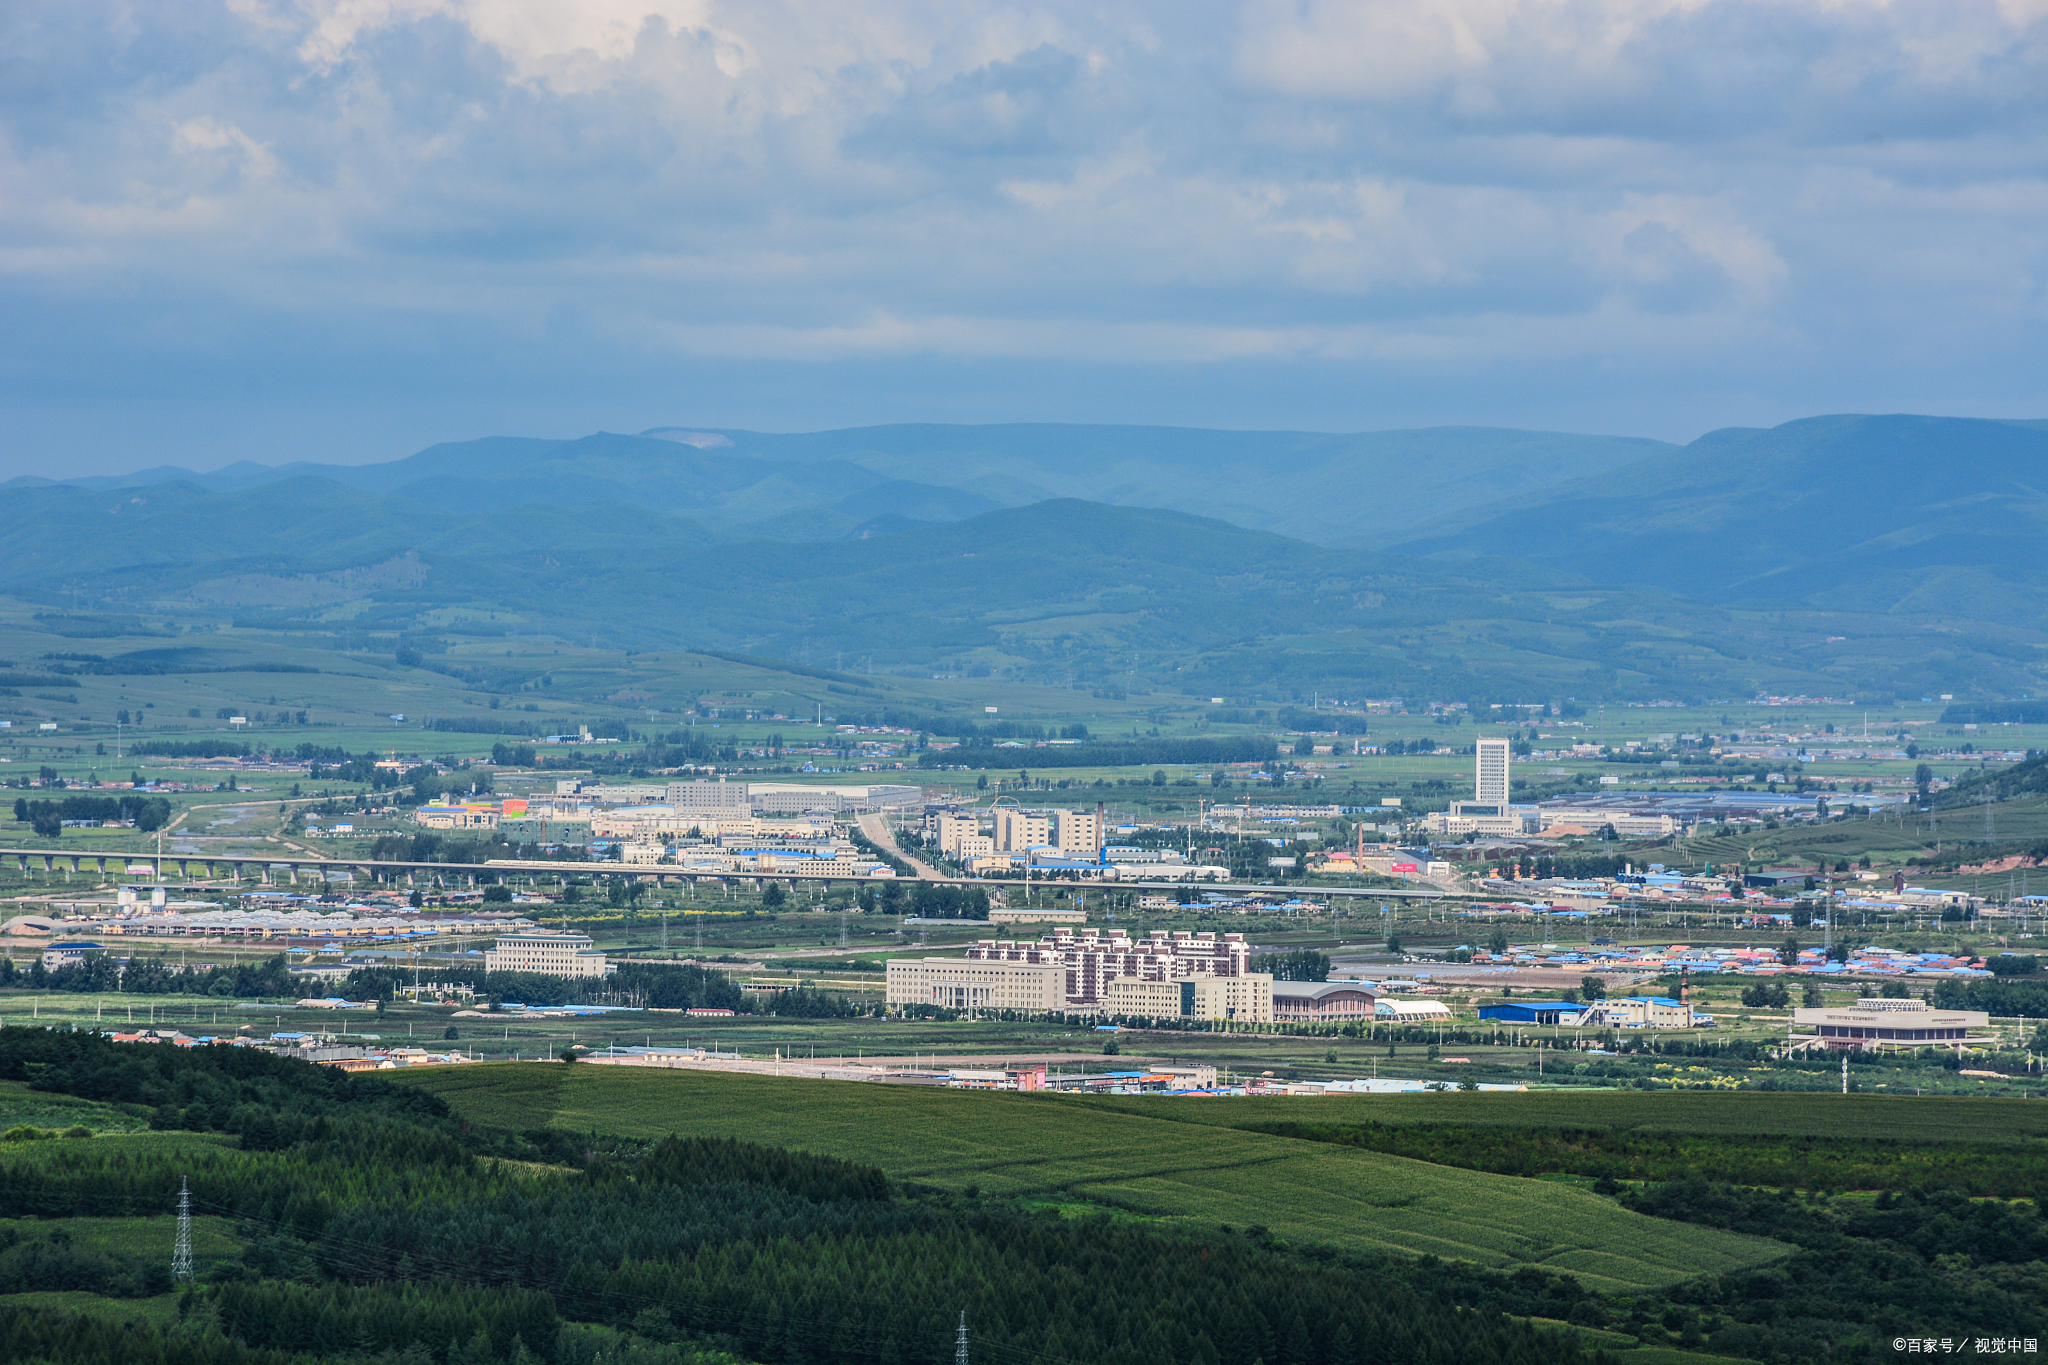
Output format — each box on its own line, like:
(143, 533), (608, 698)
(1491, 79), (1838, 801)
(856, 813), (945, 879)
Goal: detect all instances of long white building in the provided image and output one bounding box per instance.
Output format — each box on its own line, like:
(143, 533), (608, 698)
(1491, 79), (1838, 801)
(484, 930), (612, 978)
(885, 957), (1065, 1014)
(1790, 997), (1989, 1052)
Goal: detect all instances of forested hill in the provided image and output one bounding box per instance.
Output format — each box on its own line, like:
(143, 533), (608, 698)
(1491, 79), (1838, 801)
(1397, 414), (2048, 627)
(1, 474), (2042, 701)
(0, 1029), (1607, 1365)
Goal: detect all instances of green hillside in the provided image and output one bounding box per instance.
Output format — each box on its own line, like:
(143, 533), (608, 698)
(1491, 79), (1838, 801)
(2, 476), (2042, 701)
(1400, 414), (2048, 626)
(394, 1064), (1782, 1294)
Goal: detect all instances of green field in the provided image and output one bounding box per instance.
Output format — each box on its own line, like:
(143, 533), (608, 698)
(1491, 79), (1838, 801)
(394, 1063), (1784, 1293)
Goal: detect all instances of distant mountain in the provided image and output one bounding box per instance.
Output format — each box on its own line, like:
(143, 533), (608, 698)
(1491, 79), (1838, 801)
(2, 473), (2038, 702)
(1397, 414), (2048, 627)
(5, 422), (1671, 546)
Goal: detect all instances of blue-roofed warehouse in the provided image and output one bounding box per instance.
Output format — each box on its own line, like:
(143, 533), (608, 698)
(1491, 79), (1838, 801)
(1478, 1000), (1589, 1026)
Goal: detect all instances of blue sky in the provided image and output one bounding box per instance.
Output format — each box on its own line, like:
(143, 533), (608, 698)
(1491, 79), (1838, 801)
(3, 0), (2044, 476)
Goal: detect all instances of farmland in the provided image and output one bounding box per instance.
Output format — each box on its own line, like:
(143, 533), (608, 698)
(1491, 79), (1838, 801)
(395, 1063), (1783, 1294)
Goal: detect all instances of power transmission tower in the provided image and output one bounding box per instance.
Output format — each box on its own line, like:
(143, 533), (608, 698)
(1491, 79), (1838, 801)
(839, 909), (849, 950)
(171, 1177), (193, 1282)
(954, 1311), (969, 1365)
(660, 903), (668, 951)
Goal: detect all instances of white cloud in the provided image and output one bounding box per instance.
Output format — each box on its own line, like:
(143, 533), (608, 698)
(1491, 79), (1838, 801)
(0, 0), (2042, 463)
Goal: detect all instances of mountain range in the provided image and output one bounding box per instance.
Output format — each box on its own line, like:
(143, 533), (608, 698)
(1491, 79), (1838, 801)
(4, 413), (2043, 702)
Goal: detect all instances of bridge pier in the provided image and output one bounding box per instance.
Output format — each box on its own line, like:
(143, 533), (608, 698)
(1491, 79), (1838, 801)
(68, 857), (80, 874)
(40, 856), (53, 873)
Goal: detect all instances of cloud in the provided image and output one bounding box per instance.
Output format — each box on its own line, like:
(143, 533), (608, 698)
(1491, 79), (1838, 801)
(0, 0), (2043, 473)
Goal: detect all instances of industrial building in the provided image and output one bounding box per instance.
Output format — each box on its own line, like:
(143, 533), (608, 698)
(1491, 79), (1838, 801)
(1592, 996), (1698, 1028)
(1789, 997), (1990, 1052)
(1479, 1000), (1588, 1026)
(1479, 996), (1702, 1028)
(484, 930), (612, 978)
(41, 941), (106, 970)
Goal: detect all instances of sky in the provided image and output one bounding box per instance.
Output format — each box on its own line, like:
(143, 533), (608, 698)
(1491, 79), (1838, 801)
(2, 0), (2044, 477)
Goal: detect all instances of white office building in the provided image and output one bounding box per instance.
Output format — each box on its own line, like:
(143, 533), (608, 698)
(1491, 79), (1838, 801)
(1426, 737), (1534, 837)
(1476, 738), (1510, 806)
(667, 781), (753, 818)
(885, 957), (1065, 1014)
(485, 931), (612, 978)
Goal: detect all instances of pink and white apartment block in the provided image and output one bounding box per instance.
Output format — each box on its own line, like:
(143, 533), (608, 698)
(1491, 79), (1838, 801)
(963, 927), (1253, 1010)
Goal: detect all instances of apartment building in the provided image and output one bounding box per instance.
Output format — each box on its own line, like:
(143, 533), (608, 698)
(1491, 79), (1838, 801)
(1054, 807), (1103, 856)
(992, 808), (1051, 853)
(964, 927), (1254, 1010)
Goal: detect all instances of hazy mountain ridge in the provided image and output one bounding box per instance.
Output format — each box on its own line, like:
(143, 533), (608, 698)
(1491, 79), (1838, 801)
(0, 471), (2038, 703)
(1397, 414), (2048, 626)
(4, 413), (2043, 701)
(14, 422), (1671, 548)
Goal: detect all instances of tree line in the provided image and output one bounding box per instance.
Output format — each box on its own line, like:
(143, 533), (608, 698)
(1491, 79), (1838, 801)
(12, 793), (172, 837)
(0, 952), (298, 999)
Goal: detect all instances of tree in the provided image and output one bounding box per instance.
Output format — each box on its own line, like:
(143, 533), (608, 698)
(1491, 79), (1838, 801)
(558, 1048), (579, 1064)
(762, 883), (788, 909)
(1151, 770), (1167, 787)
(1252, 950), (1330, 982)
(1579, 975), (1607, 1001)
(1488, 928), (1510, 955)
(1779, 936), (1801, 967)
(1802, 982), (1824, 1008)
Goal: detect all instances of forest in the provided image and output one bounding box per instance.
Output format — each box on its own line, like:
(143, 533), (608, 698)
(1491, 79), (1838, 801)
(0, 1028), (1617, 1365)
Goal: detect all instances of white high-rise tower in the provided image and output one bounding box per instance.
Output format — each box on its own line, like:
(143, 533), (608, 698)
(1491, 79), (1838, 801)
(1475, 738), (1510, 807)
